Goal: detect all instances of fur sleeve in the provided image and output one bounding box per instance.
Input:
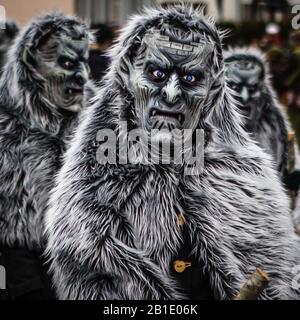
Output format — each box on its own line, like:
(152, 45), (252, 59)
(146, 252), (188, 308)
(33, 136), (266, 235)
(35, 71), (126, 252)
(184, 143), (300, 299)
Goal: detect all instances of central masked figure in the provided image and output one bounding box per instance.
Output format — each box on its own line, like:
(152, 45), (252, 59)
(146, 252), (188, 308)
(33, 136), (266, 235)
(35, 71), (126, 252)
(46, 6), (300, 300)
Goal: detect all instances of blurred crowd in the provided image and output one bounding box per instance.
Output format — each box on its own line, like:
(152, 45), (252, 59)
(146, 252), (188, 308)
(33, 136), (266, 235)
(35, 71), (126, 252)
(248, 24), (300, 148)
(257, 26), (300, 109)
(88, 23), (115, 82)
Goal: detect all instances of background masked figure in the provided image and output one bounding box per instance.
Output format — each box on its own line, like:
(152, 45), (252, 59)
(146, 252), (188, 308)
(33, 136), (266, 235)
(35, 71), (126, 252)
(224, 48), (300, 233)
(0, 20), (19, 74)
(224, 48), (289, 177)
(0, 13), (90, 300)
(46, 6), (300, 300)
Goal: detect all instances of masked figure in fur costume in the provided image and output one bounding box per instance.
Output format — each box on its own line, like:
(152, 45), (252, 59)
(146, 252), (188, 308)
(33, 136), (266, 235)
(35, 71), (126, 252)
(224, 48), (290, 177)
(0, 13), (90, 300)
(224, 48), (300, 233)
(45, 6), (300, 300)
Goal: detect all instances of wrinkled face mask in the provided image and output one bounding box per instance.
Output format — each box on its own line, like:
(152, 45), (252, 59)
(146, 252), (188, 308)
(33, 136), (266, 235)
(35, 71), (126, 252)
(35, 31), (90, 112)
(129, 26), (214, 140)
(225, 59), (264, 131)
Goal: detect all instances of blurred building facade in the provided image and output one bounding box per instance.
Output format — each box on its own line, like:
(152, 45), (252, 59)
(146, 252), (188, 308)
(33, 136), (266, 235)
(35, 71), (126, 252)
(75, 0), (295, 25)
(0, 0), (296, 25)
(75, 0), (154, 26)
(0, 0), (75, 25)
(75, 0), (242, 24)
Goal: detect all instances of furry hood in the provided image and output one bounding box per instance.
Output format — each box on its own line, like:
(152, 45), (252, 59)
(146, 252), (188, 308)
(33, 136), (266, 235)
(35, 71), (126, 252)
(224, 47), (268, 75)
(90, 5), (250, 147)
(0, 12), (89, 135)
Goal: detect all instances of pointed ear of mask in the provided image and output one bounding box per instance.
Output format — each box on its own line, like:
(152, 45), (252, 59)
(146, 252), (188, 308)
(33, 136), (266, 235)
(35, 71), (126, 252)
(112, 16), (147, 91)
(22, 46), (37, 69)
(22, 24), (55, 69)
(115, 44), (139, 93)
(116, 32), (155, 96)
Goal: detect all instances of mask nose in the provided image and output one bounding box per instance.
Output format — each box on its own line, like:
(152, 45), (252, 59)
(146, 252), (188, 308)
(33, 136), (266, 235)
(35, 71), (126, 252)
(75, 62), (89, 86)
(240, 86), (250, 104)
(74, 72), (87, 86)
(161, 74), (182, 107)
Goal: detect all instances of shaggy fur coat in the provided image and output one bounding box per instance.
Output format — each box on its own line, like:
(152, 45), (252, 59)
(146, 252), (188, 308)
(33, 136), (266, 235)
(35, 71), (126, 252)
(45, 6), (300, 300)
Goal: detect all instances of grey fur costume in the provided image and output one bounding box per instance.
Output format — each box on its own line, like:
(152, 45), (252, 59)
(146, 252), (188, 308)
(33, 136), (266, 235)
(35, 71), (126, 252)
(224, 48), (289, 177)
(0, 13), (90, 250)
(45, 6), (300, 300)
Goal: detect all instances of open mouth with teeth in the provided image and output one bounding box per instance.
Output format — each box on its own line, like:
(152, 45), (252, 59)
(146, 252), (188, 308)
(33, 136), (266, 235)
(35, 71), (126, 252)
(148, 108), (185, 130)
(238, 104), (253, 118)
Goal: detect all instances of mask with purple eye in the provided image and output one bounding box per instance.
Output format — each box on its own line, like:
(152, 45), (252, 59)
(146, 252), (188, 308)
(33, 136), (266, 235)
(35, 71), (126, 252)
(183, 74), (196, 83)
(151, 69), (166, 81)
